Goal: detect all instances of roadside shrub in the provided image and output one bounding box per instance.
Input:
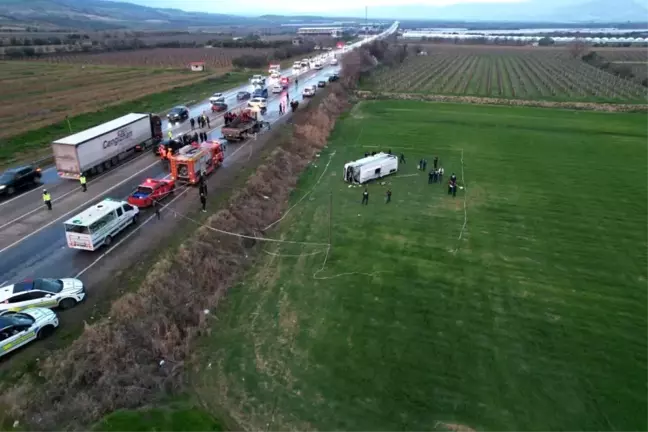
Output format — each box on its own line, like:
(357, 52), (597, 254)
(0, 40), (395, 431)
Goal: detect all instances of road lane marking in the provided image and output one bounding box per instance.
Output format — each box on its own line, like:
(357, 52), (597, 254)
(0, 158), (162, 256)
(0, 65), (334, 258)
(73, 112), (291, 278)
(74, 186), (191, 278)
(0, 149), (156, 209)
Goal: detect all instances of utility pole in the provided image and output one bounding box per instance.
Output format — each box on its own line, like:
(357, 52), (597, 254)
(328, 191), (333, 248)
(365, 6), (368, 40)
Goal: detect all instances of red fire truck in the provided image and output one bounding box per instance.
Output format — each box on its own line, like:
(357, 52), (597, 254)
(169, 141), (224, 185)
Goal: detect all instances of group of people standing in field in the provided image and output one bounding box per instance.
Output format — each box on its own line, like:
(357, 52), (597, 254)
(358, 153), (461, 206)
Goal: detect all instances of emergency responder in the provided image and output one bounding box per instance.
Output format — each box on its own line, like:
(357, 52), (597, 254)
(190, 118), (195, 130)
(422, 159), (427, 170)
(361, 188), (369, 205)
(385, 189), (392, 204)
(200, 190), (207, 213)
(399, 153), (406, 164)
(79, 174), (87, 192)
(450, 172), (457, 184)
(167, 130), (173, 139)
(438, 167), (444, 182)
(153, 199), (161, 220)
(448, 179), (457, 197)
(428, 170), (434, 184)
(160, 147), (167, 161)
(433, 156), (439, 170)
(206, 115), (210, 128)
(42, 189), (52, 210)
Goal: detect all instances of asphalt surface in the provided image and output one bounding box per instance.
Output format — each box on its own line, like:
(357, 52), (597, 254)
(0, 63), (341, 286)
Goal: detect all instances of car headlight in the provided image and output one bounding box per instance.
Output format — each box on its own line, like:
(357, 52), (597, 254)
(0, 185), (5, 190)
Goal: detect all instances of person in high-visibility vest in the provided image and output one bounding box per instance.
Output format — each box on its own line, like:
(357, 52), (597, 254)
(167, 130), (173, 139)
(42, 189), (52, 211)
(79, 175), (87, 192)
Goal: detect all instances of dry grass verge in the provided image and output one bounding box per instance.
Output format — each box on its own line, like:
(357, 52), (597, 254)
(0, 43), (384, 431)
(355, 91), (648, 112)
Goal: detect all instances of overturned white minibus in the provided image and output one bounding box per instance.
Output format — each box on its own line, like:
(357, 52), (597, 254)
(343, 152), (398, 184)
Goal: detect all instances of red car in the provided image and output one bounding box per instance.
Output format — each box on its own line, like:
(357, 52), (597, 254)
(211, 102), (228, 112)
(127, 178), (176, 208)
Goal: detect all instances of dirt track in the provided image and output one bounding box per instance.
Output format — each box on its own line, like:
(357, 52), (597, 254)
(355, 91), (648, 112)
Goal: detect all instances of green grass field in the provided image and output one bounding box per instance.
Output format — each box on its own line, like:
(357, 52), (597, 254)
(192, 101), (647, 431)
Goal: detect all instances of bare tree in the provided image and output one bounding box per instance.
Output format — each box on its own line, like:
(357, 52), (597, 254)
(567, 39), (588, 59)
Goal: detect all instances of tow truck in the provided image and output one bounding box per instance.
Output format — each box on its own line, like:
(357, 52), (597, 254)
(221, 109), (262, 142)
(169, 141), (224, 185)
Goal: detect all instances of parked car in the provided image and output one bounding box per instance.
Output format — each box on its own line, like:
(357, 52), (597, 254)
(155, 138), (184, 156)
(236, 91), (251, 101)
(248, 97), (267, 111)
(0, 165), (41, 196)
(317, 80), (327, 88)
(302, 87), (315, 97)
(167, 106), (189, 122)
(0, 278), (85, 312)
(252, 87), (268, 98)
(209, 93), (225, 104)
(0, 308), (59, 358)
(211, 102), (228, 112)
(128, 178), (176, 208)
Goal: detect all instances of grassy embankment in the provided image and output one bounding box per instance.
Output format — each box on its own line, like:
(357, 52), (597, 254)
(190, 101), (647, 431)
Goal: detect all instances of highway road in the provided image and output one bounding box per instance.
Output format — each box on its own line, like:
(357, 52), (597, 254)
(0, 63), (340, 286)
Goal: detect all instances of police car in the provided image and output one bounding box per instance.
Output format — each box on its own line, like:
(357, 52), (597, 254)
(0, 278), (86, 312)
(0, 308), (59, 358)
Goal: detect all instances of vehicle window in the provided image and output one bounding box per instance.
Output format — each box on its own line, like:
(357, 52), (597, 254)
(27, 291), (47, 300)
(88, 211), (116, 233)
(8, 293), (32, 303)
(65, 224), (90, 235)
(12, 281), (34, 293)
(18, 167), (32, 175)
(123, 204), (134, 212)
(0, 172), (14, 183)
(34, 279), (63, 293)
(116, 207), (123, 217)
(135, 186), (153, 195)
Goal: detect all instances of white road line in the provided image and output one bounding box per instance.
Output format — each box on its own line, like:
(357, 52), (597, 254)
(74, 186), (191, 278)
(0, 149), (155, 209)
(0, 158), (162, 256)
(74, 113), (289, 278)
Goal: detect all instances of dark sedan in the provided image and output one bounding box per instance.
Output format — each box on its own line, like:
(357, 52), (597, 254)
(0, 165), (41, 196)
(328, 73), (339, 82)
(317, 80), (327, 88)
(167, 106), (189, 122)
(236, 91), (251, 101)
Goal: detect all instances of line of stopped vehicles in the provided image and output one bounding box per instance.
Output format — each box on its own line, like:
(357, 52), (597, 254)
(0, 52), (341, 359)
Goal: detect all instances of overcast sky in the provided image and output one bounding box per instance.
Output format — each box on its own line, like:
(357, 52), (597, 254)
(125, 0), (525, 16)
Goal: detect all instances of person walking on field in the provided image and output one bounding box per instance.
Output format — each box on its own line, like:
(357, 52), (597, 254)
(433, 156), (439, 170)
(438, 167), (444, 183)
(42, 189), (52, 211)
(428, 170), (434, 184)
(400, 153), (406, 164)
(79, 174), (87, 192)
(361, 188), (369, 205)
(385, 189), (392, 203)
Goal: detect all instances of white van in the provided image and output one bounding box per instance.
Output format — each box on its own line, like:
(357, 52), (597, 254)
(343, 153), (398, 184)
(64, 198), (139, 251)
(271, 84), (283, 93)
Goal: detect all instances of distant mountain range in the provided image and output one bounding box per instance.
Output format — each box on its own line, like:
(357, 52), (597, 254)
(355, 0), (648, 23)
(0, 0), (646, 31)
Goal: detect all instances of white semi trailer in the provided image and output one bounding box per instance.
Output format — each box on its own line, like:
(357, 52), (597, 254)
(52, 113), (162, 179)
